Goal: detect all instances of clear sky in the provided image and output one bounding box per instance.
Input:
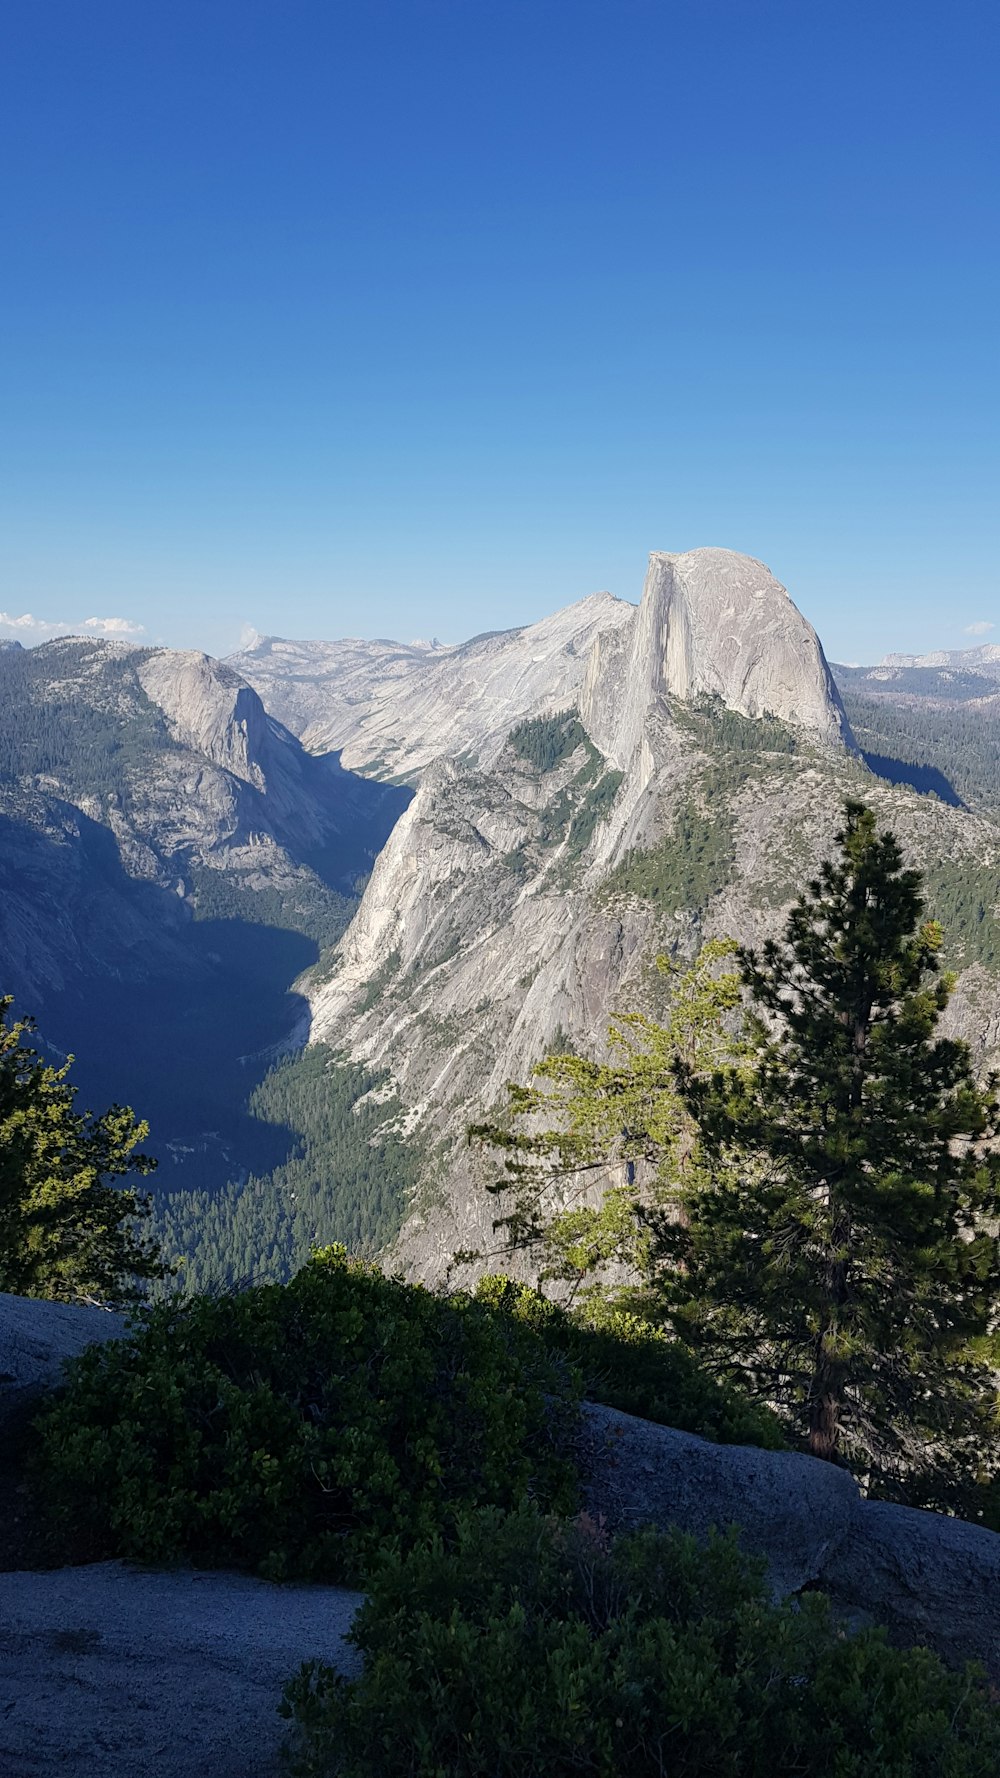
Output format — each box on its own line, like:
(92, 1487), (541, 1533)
(1, 0), (997, 664)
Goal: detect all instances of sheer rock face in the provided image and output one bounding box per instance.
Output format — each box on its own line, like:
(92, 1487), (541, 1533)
(582, 549), (855, 769)
(135, 648), (400, 850)
(229, 592), (636, 781)
(136, 652), (274, 794)
(301, 550), (1000, 1298)
(0, 640), (406, 1006)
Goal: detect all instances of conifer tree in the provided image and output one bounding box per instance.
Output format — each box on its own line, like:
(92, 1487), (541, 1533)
(464, 939), (744, 1300)
(0, 995), (169, 1307)
(666, 802), (1000, 1504)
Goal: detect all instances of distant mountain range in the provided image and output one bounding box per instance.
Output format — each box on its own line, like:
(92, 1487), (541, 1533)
(832, 647), (1000, 709)
(0, 637), (407, 1192)
(880, 643), (1000, 672)
(4, 559), (1000, 1298)
(227, 593), (635, 782)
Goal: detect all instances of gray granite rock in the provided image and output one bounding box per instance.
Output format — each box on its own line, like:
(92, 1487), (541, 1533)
(829, 1496), (1000, 1678)
(0, 1561), (366, 1778)
(573, 1397), (860, 1598)
(228, 592), (635, 778)
(0, 1290), (128, 1439)
(581, 547), (856, 769)
(574, 1398), (1000, 1680)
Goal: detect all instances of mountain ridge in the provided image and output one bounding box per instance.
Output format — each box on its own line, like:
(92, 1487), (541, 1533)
(228, 590), (635, 780)
(0, 637), (408, 1194)
(295, 549), (957, 1294)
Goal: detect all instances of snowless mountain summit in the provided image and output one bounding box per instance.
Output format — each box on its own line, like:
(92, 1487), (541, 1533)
(301, 547), (877, 1292)
(229, 591), (634, 781)
(582, 548), (855, 768)
(879, 643), (1000, 675)
(232, 551), (853, 779)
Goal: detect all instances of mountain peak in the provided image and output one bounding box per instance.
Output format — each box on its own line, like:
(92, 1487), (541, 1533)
(582, 547), (854, 766)
(880, 643), (1000, 673)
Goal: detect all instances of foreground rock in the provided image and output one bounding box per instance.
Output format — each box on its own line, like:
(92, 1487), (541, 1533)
(0, 1562), (366, 1778)
(0, 1292), (127, 1440)
(576, 1399), (1000, 1680)
(3, 1288), (999, 1777)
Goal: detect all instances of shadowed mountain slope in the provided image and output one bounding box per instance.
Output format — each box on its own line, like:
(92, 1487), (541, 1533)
(0, 638), (409, 1194)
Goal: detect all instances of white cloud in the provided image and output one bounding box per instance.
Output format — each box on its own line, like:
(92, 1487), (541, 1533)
(963, 620), (995, 636)
(83, 616), (145, 636)
(0, 611), (69, 634)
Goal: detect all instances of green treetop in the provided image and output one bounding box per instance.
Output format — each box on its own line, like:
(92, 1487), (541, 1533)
(465, 938), (745, 1303)
(663, 801), (1000, 1505)
(0, 995), (170, 1308)
(470, 803), (1000, 1512)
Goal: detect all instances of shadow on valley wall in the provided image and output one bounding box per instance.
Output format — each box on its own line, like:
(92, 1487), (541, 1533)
(861, 751), (964, 808)
(0, 810), (319, 1198)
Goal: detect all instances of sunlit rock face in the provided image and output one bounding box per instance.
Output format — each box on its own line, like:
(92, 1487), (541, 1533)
(298, 548), (1000, 1299)
(229, 593), (636, 781)
(581, 548), (855, 769)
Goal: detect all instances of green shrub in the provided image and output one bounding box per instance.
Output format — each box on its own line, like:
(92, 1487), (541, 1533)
(564, 769), (624, 860)
(508, 709), (595, 773)
(473, 1275), (785, 1449)
(280, 1500), (1000, 1777)
(29, 1247), (583, 1585)
(600, 799), (734, 910)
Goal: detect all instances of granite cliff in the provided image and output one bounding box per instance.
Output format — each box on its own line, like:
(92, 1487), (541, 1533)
(229, 592), (635, 781)
(581, 548), (855, 769)
(0, 638), (407, 1190)
(0, 638), (406, 1006)
(294, 549), (1000, 1292)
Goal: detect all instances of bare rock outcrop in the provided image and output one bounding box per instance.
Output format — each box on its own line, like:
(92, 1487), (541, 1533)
(582, 547), (855, 768)
(0, 1563), (366, 1778)
(575, 1399), (1000, 1681)
(0, 1291), (127, 1440)
(230, 592), (635, 779)
(137, 650), (274, 791)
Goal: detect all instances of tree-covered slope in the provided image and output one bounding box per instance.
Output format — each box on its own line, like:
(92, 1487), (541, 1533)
(0, 639), (409, 1208)
(836, 681), (1000, 821)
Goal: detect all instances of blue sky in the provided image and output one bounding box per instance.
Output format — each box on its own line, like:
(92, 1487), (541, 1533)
(1, 0), (997, 663)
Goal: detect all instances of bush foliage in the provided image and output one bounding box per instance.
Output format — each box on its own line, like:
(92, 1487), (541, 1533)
(30, 1247), (582, 1585)
(281, 1500), (1000, 1778)
(508, 709), (594, 773)
(473, 1275), (785, 1450)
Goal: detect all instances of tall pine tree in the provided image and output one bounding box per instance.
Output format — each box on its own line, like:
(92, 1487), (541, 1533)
(667, 802), (1000, 1506)
(465, 940), (744, 1301)
(0, 995), (169, 1307)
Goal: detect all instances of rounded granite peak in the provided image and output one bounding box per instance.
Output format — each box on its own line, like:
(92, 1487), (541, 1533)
(649, 545), (791, 597)
(582, 546), (855, 766)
